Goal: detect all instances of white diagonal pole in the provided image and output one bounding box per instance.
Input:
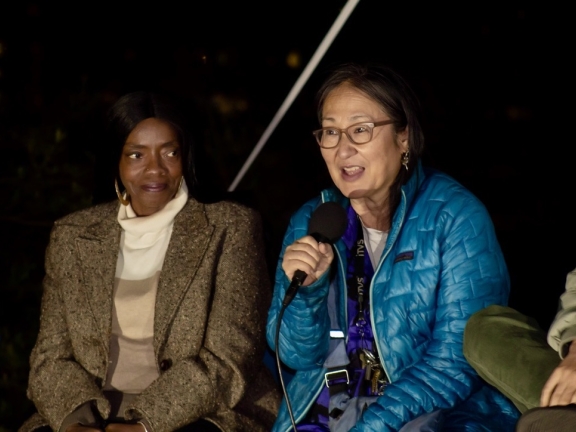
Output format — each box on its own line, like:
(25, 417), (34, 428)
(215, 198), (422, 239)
(227, 0), (361, 192)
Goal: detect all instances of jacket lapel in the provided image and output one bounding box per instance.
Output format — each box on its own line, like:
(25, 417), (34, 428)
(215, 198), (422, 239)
(75, 202), (122, 349)
(154, 199), (214, 351)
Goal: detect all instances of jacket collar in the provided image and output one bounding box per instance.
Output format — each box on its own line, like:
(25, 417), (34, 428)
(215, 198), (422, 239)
(76, 202), (121, 346)
(152, 199), (213, 351)
(74, 198), (214, 353)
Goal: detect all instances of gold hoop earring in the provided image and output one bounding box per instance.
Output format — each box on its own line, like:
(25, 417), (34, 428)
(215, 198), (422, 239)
(401, 151), (410, 171)
(114, 179), (130, 206)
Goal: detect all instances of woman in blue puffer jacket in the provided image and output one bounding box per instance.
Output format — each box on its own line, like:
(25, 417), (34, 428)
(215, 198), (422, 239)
(266, 62), (520, 432)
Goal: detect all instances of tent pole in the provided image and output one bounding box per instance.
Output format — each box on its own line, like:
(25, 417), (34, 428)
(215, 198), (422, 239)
(227, 0), (361, 192)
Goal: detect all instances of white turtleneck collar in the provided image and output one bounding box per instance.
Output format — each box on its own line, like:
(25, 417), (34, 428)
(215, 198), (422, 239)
(117, 180), (189, 250)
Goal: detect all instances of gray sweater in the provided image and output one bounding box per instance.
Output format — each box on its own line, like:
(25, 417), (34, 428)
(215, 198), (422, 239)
(548, 267), (576, 358)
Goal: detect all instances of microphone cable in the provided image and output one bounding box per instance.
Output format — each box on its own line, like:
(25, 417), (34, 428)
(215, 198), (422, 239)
(274, 296), (298, 431)
(273, 202), (347, 431)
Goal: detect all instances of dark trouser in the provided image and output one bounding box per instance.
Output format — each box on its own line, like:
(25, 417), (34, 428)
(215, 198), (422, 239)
(105, 391), (222, 431)
(174, 419), (222, 432)
(463, 305), (560, 413)
(515, 404), (576, 432)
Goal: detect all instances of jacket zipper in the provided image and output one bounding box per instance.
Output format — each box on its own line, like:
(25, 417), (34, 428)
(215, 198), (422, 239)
(369, 189), (408, 386)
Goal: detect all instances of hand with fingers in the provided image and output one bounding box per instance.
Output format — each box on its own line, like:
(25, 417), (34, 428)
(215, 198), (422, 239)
(281, 235), (334, 287)
(65, 422), (147, 432)
(104, 423), (146, 432)
(65, 425), (102, 432)
(541, 341), (576, 407)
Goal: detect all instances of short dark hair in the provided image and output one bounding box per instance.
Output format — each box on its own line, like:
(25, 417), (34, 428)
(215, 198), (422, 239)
(105, 91), (197, 198)
(315, 62), (425, 215)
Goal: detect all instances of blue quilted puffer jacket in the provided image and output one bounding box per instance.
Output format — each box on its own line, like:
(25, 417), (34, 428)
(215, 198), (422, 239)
(266, 164), (520, 432)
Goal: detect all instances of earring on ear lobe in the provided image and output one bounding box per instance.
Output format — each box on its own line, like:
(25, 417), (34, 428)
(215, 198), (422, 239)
(115, 179), (130, 206)
(401, 151), (410, 171)
(178, 176), (184, 191)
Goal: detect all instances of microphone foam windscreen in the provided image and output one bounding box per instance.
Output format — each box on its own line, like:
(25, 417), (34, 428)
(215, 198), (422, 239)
(308, 202), (347, 244)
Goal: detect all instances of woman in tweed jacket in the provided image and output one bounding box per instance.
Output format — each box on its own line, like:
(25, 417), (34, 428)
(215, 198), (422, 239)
(19, 91), (280, 432)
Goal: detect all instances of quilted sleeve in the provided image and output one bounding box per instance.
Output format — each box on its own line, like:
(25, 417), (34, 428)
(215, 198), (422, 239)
(266, 199), (332, 371)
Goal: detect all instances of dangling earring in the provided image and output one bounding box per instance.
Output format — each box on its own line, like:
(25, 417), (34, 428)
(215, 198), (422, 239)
(401, 151), (410, 171)
(178, 176), (184, 191)
(114, 179), (130, 206)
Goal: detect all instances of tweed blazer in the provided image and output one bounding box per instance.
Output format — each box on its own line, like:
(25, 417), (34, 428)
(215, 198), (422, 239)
(20, 198), (281, 432)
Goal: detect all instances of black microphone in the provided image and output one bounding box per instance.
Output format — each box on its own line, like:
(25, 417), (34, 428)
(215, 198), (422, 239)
(282, 202), (347, 306)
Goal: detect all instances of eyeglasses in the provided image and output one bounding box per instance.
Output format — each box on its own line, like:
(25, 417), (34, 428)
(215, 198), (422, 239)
(312, 120), (394, 149)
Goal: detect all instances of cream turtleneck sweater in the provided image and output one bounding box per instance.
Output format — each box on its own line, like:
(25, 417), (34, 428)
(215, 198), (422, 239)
(104, 182), (188, 394)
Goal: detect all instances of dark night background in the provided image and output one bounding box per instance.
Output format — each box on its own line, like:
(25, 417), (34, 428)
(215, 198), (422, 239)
(0, 1), (573, 430)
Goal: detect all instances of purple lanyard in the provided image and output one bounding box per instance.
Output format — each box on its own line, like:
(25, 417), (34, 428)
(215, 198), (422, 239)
(298, 209), (379, 430)
(345, 209), (376, 356)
